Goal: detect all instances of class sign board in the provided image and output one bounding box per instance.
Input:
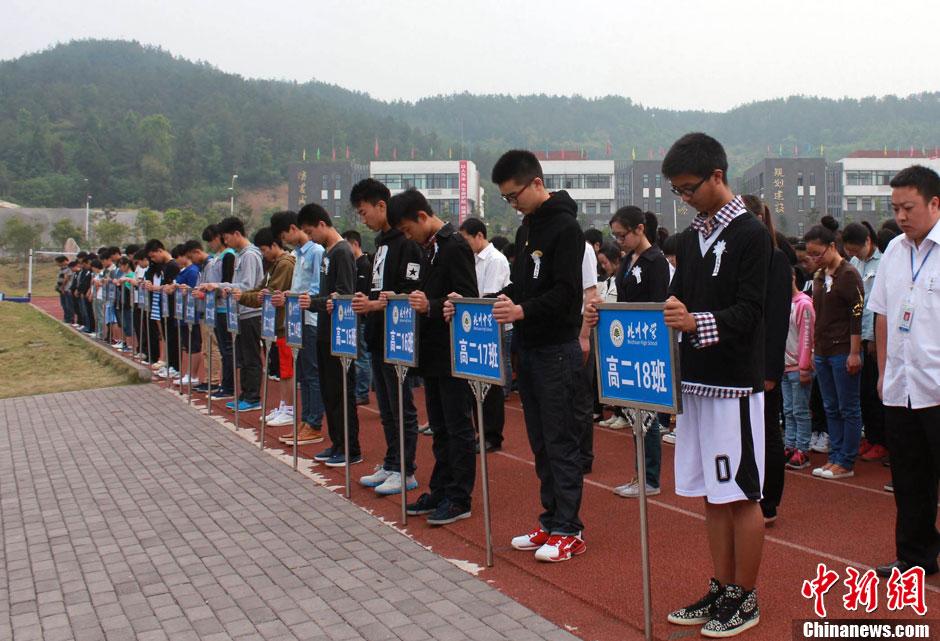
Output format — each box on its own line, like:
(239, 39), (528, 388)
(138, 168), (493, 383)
(204, 290), (216, 327)
(285, 294), (304, 349)
(161, 292), (170, 318)
(174, 290), (184, 320)
(330, 295), (357, 358)
(450, 298), (503, 385)
(184, 291), (197, 325)
(384, 295), (418, 367)
(226, 292), (240, 334)
(261, 293), (277, 342)
(594, 302), (682, 414)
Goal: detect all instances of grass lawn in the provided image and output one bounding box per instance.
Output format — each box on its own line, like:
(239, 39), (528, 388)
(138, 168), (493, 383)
(0, 261), (60, 298)
(0, 302), (140, 399)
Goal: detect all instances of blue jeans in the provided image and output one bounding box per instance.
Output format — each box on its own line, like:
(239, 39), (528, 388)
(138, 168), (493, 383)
(814, 353), (862, 469)
(354, 321), (371, 399)
(60, 292), (74, 323)
(782, 370), (814, 452)
(297, 324), (325, 428)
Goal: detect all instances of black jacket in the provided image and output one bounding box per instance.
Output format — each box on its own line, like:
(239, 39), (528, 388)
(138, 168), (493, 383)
(364, 228), (424, 354)
(500, 191), (585, 348)
(615, 245), (670, 303)
(764, 247), (792, 383)
(416, 222), (478, 377)
(669, 211), (772, 393)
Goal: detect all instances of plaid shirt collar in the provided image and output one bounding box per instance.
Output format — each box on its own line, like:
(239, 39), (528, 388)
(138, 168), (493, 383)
(422, 230), (440, 263)
(691, 195), (746, 240)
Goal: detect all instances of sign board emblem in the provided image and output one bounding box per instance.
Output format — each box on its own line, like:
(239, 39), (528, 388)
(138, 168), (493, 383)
(392, 305), (399, 325)
(610, 319), (625, 348)
(337, 303), (344, 322)
(461, 310), (472, 333)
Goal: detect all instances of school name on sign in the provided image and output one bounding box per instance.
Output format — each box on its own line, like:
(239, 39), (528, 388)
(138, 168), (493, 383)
(388, 303), (415, 354)
(457, 310), (499, 369)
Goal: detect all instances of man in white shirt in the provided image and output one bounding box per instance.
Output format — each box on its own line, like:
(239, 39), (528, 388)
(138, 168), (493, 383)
(460, 217), (511, 452)
(868, 165), (940, 578)
(576, 241), (598, 473)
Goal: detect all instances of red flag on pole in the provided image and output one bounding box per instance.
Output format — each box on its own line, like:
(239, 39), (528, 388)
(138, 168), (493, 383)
(411, 146), (415, 159)
(393, 147), (397, 160)
(606, 139), (611, 156)
(649, 149), (653, 159)
(332, 147), (336, 161)
(374, 138), (379, 158)
(346, 146), (350, 159)
(795, 145), (799, 157)
(659, 147), (665, 156)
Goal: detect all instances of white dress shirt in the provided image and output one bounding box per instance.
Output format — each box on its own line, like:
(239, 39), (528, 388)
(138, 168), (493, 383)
(868, 217), (940, 408)
(474, 242), (511, 296)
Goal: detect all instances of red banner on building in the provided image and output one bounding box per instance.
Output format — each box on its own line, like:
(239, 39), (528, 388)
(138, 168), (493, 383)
(459, 161), (469, 224)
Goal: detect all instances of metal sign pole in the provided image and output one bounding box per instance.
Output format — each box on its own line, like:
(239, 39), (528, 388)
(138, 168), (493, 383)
(340, 356), (353, 499)
(207, 327), (213, 414)
(176, 316), (182, 394)
(260, 340), (271, 449)
(633, 406), (653, 641)
(231, 334), (239, 430)
(470, 380), (494, 567)
(187, 322), (194, 405)
(145, 300), (152, 369)
(164, 317), (172, 392)
(291, 348), (299, 470)
(394, 364), (409, 525)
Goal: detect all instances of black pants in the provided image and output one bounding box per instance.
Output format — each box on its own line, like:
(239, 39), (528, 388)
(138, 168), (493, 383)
(235, 316), (262, 403)
(215, 316), (234, 394)
(424, 375), (476, 509)
(372, 354), (418, 475)
(146, 317), (161, 364)
(860, 342), (886, 447)
(886, 404), (940, 569)
(575, 344), (595, 473)
(517, 340), (585, 535)
(761, 382), (785, 519)
(164, 319), (181, 371)
(316, 342), (360, 456)
(471, 384), (505, 449)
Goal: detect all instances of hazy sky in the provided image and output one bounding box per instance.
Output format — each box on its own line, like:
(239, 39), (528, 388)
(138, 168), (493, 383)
(6, 0), (940, 112)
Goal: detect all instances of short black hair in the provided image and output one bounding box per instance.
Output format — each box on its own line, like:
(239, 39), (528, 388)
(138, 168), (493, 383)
(125, 243), (140, 256)
(107, 246), (122, 259)
(597, 241), (621, 265)
(170, 244), (185, 259)
(55, 255), (68, 263)
(182, 240), (203, 255)
(350, 178), (391, 207)
(269, 211), (298, 239)
(583, 228), (603, 246)
(133, 249), (147, 261)
(202, 224), (220, 242)
(341, 229), (362, 245)
(297, 203), (332, 228)
(842, 222), (877, 246)
(491, 149), (543, 185)
(661, 234), (679, 256)
(77, 251), (88, 260)
(117, 256), (132, 268)
(217, 217), (245, 237)
(253, 227), (281, 249)
(97, 246), (108, 256)
(90, 259), (103, 269)
(794, 265), (808, 292)
(458, 217), (487, 239)
(490, 235), (509, 252)
(662, 133), (728, 184)
(890, 164), (940, 205)
(502, 242), (515, 258)
(68, 260), (78, 268)
(387, 189), (435, 227)
(144, 239), (165, 254)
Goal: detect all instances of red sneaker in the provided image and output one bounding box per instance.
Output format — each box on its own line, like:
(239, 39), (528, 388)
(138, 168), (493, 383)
(534, 534), (586, 562)
(511, 526), (550, 550)
(861, 444), (889, 461)
(858, 440), (873, 456)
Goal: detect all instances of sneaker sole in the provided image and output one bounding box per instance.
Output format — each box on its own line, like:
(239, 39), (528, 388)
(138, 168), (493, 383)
(535, 545), (586, 562)
(375, 482), (418, 495)
(325, 458), (362, 467)
(407, 507), (437, 515)
(511, 542), (545, 551)
(428, 511), (471, 526)
(614, 488), (662, 498)
(667, 613), (712, 626)
(288, 438), (324, 446)
(701, 615), (759, 638)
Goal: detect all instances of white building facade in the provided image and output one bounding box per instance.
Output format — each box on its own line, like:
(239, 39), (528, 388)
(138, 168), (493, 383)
(540, 160), (616, 227)
(370, 161), (483, 224)
(839, 152), (940, 222)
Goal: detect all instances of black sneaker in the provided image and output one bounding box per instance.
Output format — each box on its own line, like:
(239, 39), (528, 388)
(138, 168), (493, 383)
(427, 501), (471, 526)
(701, 584), (759, 638)
(313, 446), (336, 462)
(668, 578), (724, 625)
(406, 493), (439, 516)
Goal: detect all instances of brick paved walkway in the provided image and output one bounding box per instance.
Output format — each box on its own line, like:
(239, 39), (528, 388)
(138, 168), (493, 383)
(0, 386), (581, 641)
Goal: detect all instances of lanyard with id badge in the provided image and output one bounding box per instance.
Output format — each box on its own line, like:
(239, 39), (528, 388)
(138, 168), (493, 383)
(901, 244), (935, 331)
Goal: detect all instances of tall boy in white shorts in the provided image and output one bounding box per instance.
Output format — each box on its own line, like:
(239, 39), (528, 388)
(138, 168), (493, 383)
(662, 133), (773, 638)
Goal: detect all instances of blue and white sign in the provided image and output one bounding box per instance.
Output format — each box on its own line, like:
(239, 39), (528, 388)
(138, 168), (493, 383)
(594, 303), (682, 414)
(184, 291), (196, 325)
(330, 295), (358, 358)
(107, 281), (116, 302)
(450, 298), (504, 385)
(226, 292), (239, 334)
(384, 295), (418, 367)
(285, 294), (303, 349)
(161, 292), (170, 318)
(174, 290), (184, 320)
(204, 290), (216, 327)
(137, 284), (147, 307)
(261, 293), (277, 342)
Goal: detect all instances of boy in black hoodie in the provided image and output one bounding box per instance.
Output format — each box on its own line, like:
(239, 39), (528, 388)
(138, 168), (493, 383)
(387, 189), (479, 526)
(490, 150), (588, 563)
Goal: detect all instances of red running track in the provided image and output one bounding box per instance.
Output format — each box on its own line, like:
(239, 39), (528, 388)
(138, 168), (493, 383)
(33, 297), (939, 640)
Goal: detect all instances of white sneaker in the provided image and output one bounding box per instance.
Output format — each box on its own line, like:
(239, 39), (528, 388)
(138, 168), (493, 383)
(113, 341), (125, 348)
(267, 408), (295, 427)
(606, 416), (630, 430)
(155, 367), (168, 378)
(360, 465), (393, 487)
(375, 471), (418, 495)
(809, 432), (820, 451)
(661, 431), (676, 445)
(167, 367), (179, 379)
(599, 415), (619, 427)
(810, 432), (831, 454)
(613, 477), (661, 498)
(265, 404), (284, 423)
(174, 374), (191, 386)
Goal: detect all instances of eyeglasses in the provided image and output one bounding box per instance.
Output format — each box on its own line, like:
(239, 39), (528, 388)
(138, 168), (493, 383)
(669, 175), (709, 198)
(500, 179), (534, 205)
(805, 247), (829, 261)
(612, 231), (633, 241)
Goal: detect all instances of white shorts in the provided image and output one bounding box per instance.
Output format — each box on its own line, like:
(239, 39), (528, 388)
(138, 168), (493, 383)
(674, 392), (765, 504)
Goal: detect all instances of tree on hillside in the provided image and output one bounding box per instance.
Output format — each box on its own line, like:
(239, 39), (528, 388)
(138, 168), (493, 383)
(50, 218), (85, 249)
(135, 207), (165, 242)
(0, 215), (45, 258)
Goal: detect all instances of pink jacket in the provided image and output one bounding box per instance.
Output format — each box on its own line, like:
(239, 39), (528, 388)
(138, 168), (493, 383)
(785, 292), (815, 373)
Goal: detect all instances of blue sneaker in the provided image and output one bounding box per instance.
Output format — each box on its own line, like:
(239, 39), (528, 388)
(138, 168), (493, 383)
(325, 452), (363, 467)
(314, 447), (336, 462)
(225, 400), (261, 411)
